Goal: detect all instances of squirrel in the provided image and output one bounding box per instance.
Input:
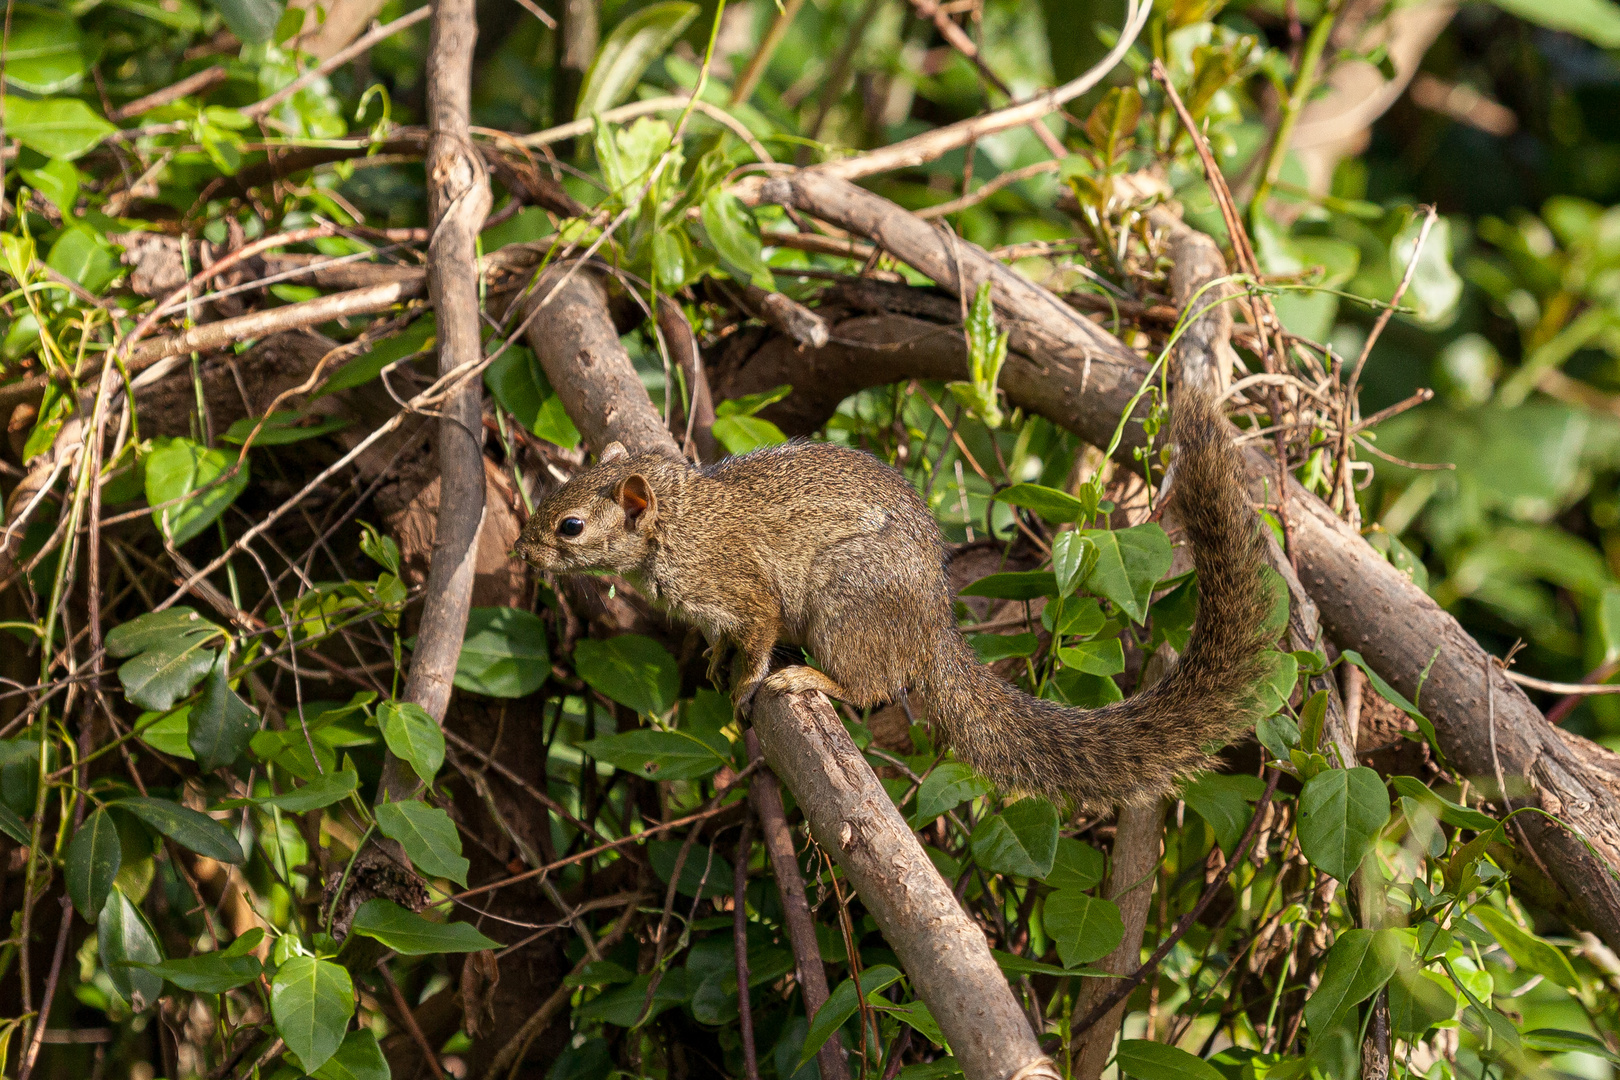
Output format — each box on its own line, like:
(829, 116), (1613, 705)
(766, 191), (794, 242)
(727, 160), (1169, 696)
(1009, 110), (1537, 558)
(513, 389), (1272, 808)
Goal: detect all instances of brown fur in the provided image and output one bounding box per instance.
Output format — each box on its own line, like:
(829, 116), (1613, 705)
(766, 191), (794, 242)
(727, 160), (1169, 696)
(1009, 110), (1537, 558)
(514, 391), (1272, 807)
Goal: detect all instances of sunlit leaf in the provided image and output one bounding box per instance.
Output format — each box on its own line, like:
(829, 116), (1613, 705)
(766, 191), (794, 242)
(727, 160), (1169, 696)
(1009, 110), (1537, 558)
(577, 2), (699, 116)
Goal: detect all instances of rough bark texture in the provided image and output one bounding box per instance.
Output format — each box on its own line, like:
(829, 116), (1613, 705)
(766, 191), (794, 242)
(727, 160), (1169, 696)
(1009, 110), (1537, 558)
(751, 687), (1055, 1080)
(525, 265), (684, 458)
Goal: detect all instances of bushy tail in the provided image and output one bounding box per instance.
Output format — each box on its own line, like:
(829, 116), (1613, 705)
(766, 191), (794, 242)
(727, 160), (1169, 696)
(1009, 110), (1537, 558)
(919, 391), (1274, 808)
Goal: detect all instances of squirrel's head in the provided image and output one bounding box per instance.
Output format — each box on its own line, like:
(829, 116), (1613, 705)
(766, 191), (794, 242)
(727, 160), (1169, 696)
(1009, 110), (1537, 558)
(513, 442), (667, 574)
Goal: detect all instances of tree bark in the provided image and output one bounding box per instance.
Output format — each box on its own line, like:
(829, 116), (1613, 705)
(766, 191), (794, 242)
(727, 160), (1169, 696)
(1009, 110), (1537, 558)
(382, 0), (491, 791)
(751, 686), (1056, 1080)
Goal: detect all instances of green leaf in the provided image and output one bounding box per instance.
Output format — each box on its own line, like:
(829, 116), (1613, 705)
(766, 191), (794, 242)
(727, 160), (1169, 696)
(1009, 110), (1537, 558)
(454, 607), (551, 698)
(1472, 907), (1580, 990)
(209, 0), (282, 44)
(484, 347), (581, 449)
(374, 800), (468, 885)
(1390, 215), (1462, 324)
(378, 700), (445, 786)
(145, 437), (250, 546)
(1116, 1040), (1223, 1080)
(712, 414), (789, 454)
(1484, 0), (1620, 47)
(1181, 773), (1268, 854)
(0, 802), (27, 844)
(971, 798), (1059, 878)
(913, 762), (993, 825)
(1045, 595), (1106, 639)
(106, 608), (225, 712)
(218, 768), (360, 813)
(713, 384), (792, 418)
(1083, 86), (1143, 167)
(19, 159), (78, 219)
(578, 728), (727, 781)
(578, 971), (689, 1026)
(99, 886), (164, 1011)
(1044, 891), (1124, 968)
(47, 227), (118, 294)
(66, 807), (123, 921)
(1388, 964), (1458, 1037)
(1052, 533), (1099, 597)
(995, 484), (1088, 524)
(969, 632), (1039, 663)
(4, 96), (114, 160)
(319, 316), (434, 397)
(574, 634), (679, 715)
(1339, 650), (1441, 762)
(959, 571), (1058, 601)
(1056, 638), (1125, 676)
(992, 949), (1107, 977)
(1388, 776), (1496, 832)
(138, 948), (263, 994)
(702, 189), (774, 290)
(798, 966), (903, 1067)
(349, 898), (500, 955)
(2, 15), (88, 95)
(1298, 767), (1390, 881)
(189, 652), (259, 772)
(577, 1), (699, 115)
(1249, 650), (1300, 720)
(271, 956), (355, 1075)
(1521, 1029), (1620, 1065)
(1304, 928), (1402, 1032)
(1045, 838), (1106, 891)
(312, 1030), (391, 1080)
(1082, 524), (1173, 623)
(111, 796), (245, 864)
(220, 411), (351, 446)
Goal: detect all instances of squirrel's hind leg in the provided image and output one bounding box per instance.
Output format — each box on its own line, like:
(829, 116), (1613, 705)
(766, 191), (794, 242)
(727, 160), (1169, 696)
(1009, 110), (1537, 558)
(761, 666), (850, 701)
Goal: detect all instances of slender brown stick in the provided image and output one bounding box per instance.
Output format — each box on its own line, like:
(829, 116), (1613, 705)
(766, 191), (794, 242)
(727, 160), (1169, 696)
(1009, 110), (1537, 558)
(734, 813), (761, 1080)
(109, 65), (228, 120)
(745, 730), (850, 1080)
(376, 0), (492, 807)
(379, 962), (447, 1080)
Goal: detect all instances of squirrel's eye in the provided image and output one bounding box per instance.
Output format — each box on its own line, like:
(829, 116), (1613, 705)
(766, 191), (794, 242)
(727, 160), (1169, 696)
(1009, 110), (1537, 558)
(557, 517), (586, 538)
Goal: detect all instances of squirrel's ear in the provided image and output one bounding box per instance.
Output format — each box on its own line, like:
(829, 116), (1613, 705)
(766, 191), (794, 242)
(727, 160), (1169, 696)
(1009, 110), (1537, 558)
(599, 441), (628, 464)
(616, 474), (657, 530)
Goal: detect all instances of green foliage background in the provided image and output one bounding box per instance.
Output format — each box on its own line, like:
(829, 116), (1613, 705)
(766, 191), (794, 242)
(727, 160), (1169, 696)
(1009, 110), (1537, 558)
(3, 0), (1620, 1078)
